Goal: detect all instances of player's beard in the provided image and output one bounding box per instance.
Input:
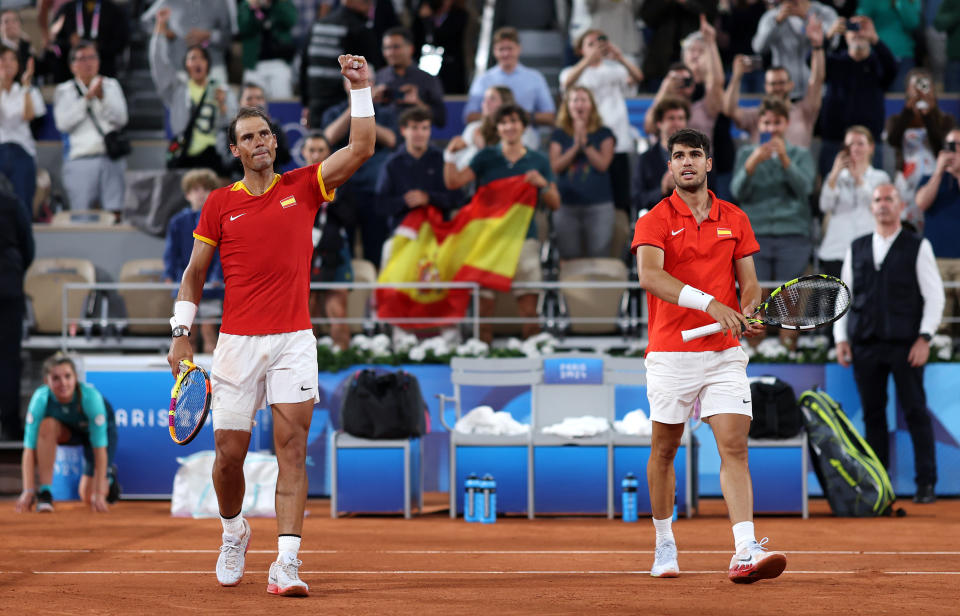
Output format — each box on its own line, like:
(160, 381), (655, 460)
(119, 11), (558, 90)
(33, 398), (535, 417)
(675, 170), (705, 191)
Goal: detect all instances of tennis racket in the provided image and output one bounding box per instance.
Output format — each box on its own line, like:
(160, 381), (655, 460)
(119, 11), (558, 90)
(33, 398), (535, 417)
(681, 274), (852, 343)
(169, 360), (211, 445)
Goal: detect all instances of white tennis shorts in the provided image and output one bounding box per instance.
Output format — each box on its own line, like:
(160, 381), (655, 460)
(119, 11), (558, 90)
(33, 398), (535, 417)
(645, 346), (752, 424)
(210, 329), (319, 432)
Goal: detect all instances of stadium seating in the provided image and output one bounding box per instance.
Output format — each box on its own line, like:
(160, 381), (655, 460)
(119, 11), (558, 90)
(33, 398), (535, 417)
(51, 211), (115, 226)
(24, 258), (96, 334)
(559, 257), (629, 334)
(117, 258), (171, 335)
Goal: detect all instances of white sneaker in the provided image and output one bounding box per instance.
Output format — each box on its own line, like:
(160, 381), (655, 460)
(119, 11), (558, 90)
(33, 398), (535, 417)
(650, 540), (679, 578)
(728, 537), (787, 584)
(268, 552), (309, 597)
(216, 519), (251, 587)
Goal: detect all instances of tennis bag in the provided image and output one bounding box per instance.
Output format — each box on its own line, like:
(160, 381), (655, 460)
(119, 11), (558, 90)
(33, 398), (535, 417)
(340, 369), (427, 439)
(748, 376), (801, 439)
(799, 388), (896, 517)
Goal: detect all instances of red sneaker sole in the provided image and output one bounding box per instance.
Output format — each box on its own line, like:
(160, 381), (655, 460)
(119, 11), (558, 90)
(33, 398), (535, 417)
(729, 553), (787, 584)
(267, 584), (309, 597)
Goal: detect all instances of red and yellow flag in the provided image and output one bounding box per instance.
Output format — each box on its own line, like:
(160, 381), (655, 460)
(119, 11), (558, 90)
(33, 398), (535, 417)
(376, 174), (538, 328)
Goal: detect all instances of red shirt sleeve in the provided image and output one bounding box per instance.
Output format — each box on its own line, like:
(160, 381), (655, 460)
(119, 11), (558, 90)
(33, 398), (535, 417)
(733, 209), (760, 260)
(631, 205), (668, 253)
(193, 191), (221, 247)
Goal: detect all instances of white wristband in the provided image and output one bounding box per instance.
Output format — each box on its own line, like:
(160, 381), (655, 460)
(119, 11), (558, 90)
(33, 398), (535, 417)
(172, 300), (197, 331)
(350, 86), (375, 118)
(443, 148), (457, 164)
(678, 285), (714, 312)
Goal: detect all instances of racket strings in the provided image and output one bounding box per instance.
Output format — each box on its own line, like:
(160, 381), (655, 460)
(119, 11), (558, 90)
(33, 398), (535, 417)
(764, 278), (851, 327)
(173, 370), (209, 441)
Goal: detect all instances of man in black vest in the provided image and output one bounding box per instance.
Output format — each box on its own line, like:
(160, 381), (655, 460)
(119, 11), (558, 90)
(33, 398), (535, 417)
(834, 183), (945, 504)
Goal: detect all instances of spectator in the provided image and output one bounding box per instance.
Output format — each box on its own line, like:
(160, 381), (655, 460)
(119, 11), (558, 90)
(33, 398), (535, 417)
(717, 0), (767, 93)
(915, 128), (960, 336)
(412, 0), (470, 95)
(924, 0), (947, 91)
(53, 41), (127, 214)
(446, 85), (539, 170)
(303, 132), (352, 350)
(0, 46), (44, 213)
(463, 27), (556, 126)
(152, 10), (237, 176)
(444, 104), (561, 342)
(50, 0), (128, 82)
(834, 183), (944, 505)
(818, 125), (891, 278)
(730, 96), (815, 346)
(934, 0), (959, 92)
(569, 0), (645, 68)
(857, 0), (922, 92)
(548, 86), (616, 259)
(560, 28), (643, 214)
(376, 26), (446, 127)
(141, 0), (234, 86)
(229, 82), (292, 177)
(886, 68), (955, 227)
(724, 16), (825, 148)
(15, 353), (120, 513)
(752, 0), (838, 99)
(1, 10), (40, 83)
(322, 74), (397, 265)
(237, 0), (298, 100)
(634, 96), (689, 213)
(376, 106), (461, 236)
(0, 177), (32, 442)
(640, 0), (718, 88)
(818, 15), (897, 177)
(163, 168), (224, 354)
(300, 0), (379, 128)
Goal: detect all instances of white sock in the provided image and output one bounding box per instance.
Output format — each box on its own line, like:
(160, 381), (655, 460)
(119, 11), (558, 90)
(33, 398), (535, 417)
(278, 534), (301, 560)
(652, 517), (674, 545)
(220, 513), (245, 538)
(732, 521), (756, 553)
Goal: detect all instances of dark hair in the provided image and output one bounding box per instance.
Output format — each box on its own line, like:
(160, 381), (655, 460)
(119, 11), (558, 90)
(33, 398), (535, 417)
(241, 81), (264, 94)
(0, 44), (16, 60)
(399, 105), (433, 127)
(493, 26), (519, 45)
(69, 40), (97, 63)
(652, 96), (690, 125)
(493, 103), (529, 128)
(758, 95), (791, 120)
(383, 26), (413, 44)
(667, 61), (691, 75)
(667, 128), (711, 157)
(304, 130), (329, 145)
(228, 107), (273, 145)
(184, 44), (211, 72)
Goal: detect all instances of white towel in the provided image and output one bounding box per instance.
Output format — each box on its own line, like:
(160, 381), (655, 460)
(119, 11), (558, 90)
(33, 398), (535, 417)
(614, 409), (652, 436)
(541, 415), (610, 438)
(454, 406), (530, 436)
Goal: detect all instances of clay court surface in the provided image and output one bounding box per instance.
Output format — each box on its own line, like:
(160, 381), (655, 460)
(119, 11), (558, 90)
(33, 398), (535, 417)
(2, 496), (959, 615)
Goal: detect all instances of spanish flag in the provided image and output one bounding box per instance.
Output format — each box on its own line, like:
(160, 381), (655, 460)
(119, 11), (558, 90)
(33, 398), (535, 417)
(376, 174), (538, 328)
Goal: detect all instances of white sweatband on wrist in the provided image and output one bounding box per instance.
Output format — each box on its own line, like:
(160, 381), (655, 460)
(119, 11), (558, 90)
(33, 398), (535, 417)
(678, 285), (714, 312)
(350, 86), (375, 117)
(443, 148), (457, 164)
(172, 300), (197, 330)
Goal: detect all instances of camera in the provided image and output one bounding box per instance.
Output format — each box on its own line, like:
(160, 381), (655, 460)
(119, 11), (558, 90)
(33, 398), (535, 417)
(847, 21), (861, 32)
(597, 34), (608, 43)
(915, 78), (931, 94)
(946, 142), (959, 153)
(681, 76), (694, 88)
(745, 55), (764, 71)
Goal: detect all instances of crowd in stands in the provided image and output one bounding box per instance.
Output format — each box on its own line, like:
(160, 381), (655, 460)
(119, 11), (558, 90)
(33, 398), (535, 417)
(1, 0), (960, 364)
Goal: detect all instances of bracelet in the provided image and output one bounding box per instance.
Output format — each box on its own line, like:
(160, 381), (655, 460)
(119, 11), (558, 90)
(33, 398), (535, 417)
(172, 300), (197, 331)
(678, 285), (714, 312)
(350, 86), (375, 118)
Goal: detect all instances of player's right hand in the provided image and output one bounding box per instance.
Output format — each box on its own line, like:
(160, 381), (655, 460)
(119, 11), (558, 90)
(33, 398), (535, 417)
(167, 336), (194, 377)
(706, 300), (748, 339)
(14, 491), (35, 513)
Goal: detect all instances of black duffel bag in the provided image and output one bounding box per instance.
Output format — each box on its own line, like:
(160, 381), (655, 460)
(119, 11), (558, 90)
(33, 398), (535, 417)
(340, 369), (427, 439)
(748, 376), (801, 439)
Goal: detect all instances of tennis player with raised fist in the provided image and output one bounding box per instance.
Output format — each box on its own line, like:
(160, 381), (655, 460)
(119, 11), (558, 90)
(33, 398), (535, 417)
(166, 54), (375, 596)
(632, 128), (787, 583)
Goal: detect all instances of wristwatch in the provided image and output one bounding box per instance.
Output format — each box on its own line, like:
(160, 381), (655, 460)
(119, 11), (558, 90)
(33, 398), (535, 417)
(170, 316), (190, 338)
(919, 333), (932, 343)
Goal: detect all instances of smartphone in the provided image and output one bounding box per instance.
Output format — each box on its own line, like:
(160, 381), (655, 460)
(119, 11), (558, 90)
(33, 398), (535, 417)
(759, 132), (772, 145)
(847, 21), (861, 32)
(915, 78), (931, 94)
(597, 34), (608, 43)
(745, 55), (764, 71)
(681, 76), (694, 88)
(946, 142), (959, 153)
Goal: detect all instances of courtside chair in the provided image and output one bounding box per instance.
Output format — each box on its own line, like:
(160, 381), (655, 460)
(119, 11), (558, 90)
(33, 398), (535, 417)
(24, 258), (96, 334)
(329, 432), (424, 519)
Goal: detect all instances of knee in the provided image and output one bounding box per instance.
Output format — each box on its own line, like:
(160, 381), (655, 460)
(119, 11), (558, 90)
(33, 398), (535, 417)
(651, 440), (681, 464)
(717, 438), (749, 463)
(214, 442), (247, 473)
(275, 431), (307, 468)
(38, 417), (60, 439)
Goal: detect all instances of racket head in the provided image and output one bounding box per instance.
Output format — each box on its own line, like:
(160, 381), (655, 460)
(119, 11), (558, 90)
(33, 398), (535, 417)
(169, 360), (211, 445)
(758, 274), (852, 330)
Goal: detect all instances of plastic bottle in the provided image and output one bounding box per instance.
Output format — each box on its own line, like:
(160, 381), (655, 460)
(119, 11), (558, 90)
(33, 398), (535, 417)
(480, 474), (497, 523)
(464, 473), (479, 522)
(621, 473), (639, 522)
(672, 489), (679, 522)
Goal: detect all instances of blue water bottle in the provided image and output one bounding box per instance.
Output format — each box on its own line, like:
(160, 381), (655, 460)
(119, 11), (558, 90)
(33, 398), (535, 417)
(464, 473), (479, 522)
(621, 473), (639, 522)
(480, 474), (497, 523)
(672, 489), (679, 522)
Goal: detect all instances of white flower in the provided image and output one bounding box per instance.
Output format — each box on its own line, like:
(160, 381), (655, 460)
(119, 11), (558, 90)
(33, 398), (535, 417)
(827, 347), (837, 361)
(756, 337), (789, 359)
(350, 334), (371, 351)
(937, 345), (952, 361)
(456, 338), (489, 357)
(393, 331), (419, 353)
(506, 337), (524, 351)
(409, 347), (426, 361)
(797, 335), (828, 350)
(317, 336), (334, 349)
(741, 340), (757, 358)
(370, 334), (392, 356)
(540, 345), (556, 355)
(932, 334), (952, 349)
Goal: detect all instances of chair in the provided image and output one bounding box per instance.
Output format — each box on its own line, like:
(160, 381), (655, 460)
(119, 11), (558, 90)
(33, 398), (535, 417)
(50, 210), (115, 226)
(347, 258), (376, 334)
(117, 259), (171, 335)
(24, 258), (96, 334)
(329, 433), (423, 519)
(559, 258), (628, 334)
(611, 209), (630, 259)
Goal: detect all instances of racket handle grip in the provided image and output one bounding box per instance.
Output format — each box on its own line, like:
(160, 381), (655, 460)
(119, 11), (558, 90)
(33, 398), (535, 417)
(681, 322), (723, 342)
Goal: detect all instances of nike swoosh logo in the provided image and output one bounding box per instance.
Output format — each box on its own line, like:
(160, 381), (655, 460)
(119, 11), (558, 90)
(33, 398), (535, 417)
(743, 400), (751, 404)
(671, 228), (684, 236)
(230, 213), (247, 221)
(300, 385), (311, 391)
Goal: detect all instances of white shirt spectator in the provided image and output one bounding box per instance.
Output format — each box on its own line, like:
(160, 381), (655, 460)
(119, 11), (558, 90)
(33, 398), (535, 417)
(818, 166), (890, 261)
(0, 83), (44, 157)
(560, 60), (635, 154)
(53, 76), (128, 160)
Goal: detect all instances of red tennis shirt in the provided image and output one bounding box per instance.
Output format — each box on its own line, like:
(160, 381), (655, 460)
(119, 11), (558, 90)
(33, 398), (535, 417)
(194, 163), (335, 335)
(631, 190), (759, 353)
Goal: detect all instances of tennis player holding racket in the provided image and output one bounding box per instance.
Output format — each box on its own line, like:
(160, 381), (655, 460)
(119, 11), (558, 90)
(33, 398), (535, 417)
(166, 54), (375, 596)
(632, 128), (787, 583)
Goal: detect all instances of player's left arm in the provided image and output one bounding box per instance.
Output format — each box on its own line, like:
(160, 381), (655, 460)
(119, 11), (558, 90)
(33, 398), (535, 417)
(734, 255), (765, 337)
(319, 55), (377, 192)
(84, 388), (110, 512)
